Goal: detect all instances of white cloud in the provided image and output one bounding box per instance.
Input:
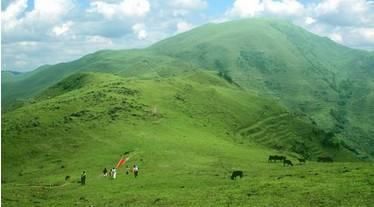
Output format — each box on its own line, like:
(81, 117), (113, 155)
(32, 0), (75, 21)
(226, 0), (263, 17)
(172, 9), (189, 17)
(88, 1), (117, 19)
(53, 21), (74, 36)
(305, 17), (316, 25)
(89, 0), (150, 19)
(226, 0), (304, 18)
(168, 0), (207, 17)
(358, 28), (374, 41)
(2, 0), (27, 33)
(1, 0), (76, 46)
(312, 0), (373, 26)
(170, 0), (207, 10)
(339, 27), (374, 49)
(305, 0), (374, 47)
(132, 23), (148, 40)
(1, 0), (27, 26)
(263, 0), (304, 16)
(86, 35), (113, 45)
(120, 0), (151, 17)
(17, 41), (38, 47)
(329, 32), (343, 43)
(176, 21), (193, 33)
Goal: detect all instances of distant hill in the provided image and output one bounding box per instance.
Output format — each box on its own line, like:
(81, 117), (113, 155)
(2, 70), (25, 82)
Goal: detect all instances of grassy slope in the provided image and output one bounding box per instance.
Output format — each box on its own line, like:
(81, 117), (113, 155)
(3, 72), (372, 206)
(1, 50), (195, 107)
(150, 18), (374, 157)
(2, 19), (373, 157)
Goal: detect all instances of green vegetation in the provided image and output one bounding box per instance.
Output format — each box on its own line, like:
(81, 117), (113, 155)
(2, 18), (374, 206)
(3, 18), (373, 157)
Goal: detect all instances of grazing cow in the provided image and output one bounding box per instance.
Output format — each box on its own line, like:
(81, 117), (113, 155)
(318, 156), (333, 162)
(298, 158), (306, 164)
(268, 155), (286, 162)
(65, 176), (70, 181)
(231, 171), (243, 180)
(283, 159), (293, 166)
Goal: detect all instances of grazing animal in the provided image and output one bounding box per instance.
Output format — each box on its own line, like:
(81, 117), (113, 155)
(65, 176), (70, 181)
(231, 171), (243, 180)
(283, 159), (293, 166)
(298, 158), (306, 164)
(318, 156), (333, 162)
(268, 155), (286, 162)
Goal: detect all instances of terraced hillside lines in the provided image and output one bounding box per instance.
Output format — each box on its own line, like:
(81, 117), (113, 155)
(237, 113), (293, 144)
(236, 112), (322, 156)
(237, 113), (289, 136)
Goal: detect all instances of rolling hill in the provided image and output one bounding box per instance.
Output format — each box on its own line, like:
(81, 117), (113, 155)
(2, 18), (374, 206)
(2, 18), (373, 158)
(2, 72), (372, 206)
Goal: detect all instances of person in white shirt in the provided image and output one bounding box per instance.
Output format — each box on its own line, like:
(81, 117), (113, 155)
(112, 168), (117, 179)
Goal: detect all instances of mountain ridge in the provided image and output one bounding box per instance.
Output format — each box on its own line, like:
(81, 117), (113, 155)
(2, 18), (373, 158)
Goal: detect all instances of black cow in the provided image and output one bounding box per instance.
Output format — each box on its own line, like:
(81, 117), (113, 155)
(283, 159), (293, 166)
(268, 155), (286, 162)
(65, 175), (70, 181)
(231, 171), (243, 180)
(318, 156), (333, 162)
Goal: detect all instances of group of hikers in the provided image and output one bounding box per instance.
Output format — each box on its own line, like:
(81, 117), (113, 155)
(80, 153), (139, 185)
(102, 164), (139, 179)
(80, 164), (139, 185)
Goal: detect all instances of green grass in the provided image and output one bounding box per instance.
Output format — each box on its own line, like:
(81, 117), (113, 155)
(2, 72), (372, 206)
(3, 162), (373, 206)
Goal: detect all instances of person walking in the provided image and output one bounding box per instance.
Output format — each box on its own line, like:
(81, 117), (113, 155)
(112, 168), (117, 179)
(133, 164), (139, 178)
(125, 165), (130, 175)
(81, 171), (86, 185)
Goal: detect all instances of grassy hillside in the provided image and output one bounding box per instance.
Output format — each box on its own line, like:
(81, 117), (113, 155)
(1, 50), (195, 107)
(3, 72), (372, 206)
(2, 18), (373, 158)
(150, 18), (374, 157)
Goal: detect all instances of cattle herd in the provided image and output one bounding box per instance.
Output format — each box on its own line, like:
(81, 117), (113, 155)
(230, 155), (334, 180)
(268, 155), (294, 166)
(268, 155), (334, 166)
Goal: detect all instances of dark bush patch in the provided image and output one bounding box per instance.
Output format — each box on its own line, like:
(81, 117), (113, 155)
(153, 198), (161, 204)
(70, 110), (90, 117)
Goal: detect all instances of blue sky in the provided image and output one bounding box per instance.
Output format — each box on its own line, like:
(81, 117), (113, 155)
(2, 0), (374, 72)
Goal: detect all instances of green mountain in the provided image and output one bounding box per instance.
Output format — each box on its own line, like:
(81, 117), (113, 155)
(2, 19), (373, 157)
(2, 18), (374, 206)
(150, 19), (374, 157)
